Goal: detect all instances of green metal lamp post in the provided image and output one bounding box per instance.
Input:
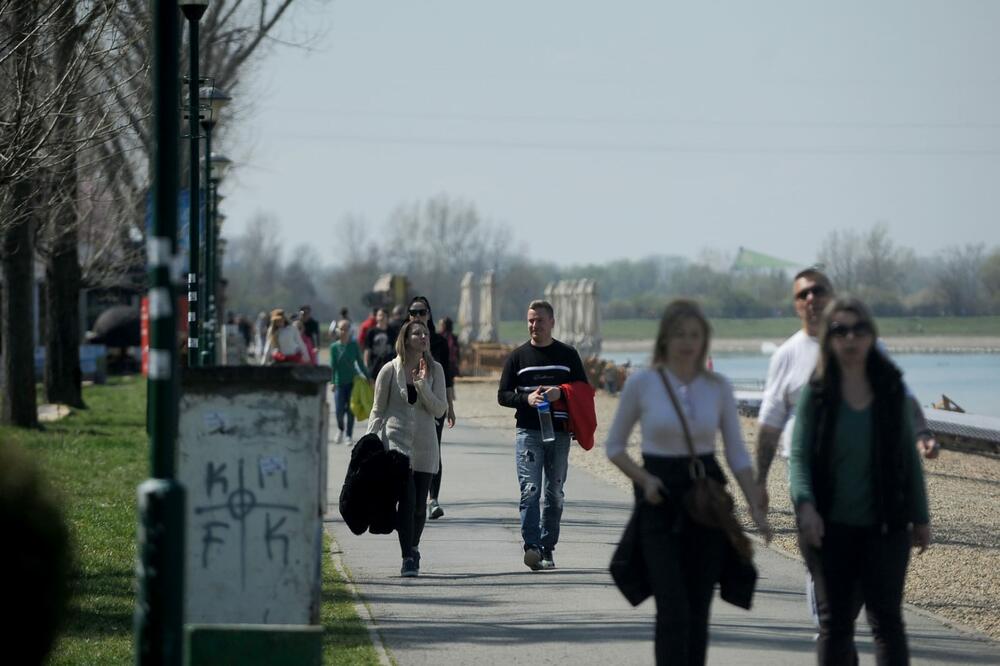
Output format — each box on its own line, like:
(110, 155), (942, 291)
(197, 85), (230, 365)
(180, 0), (208, 367)
(137, 2), (185, 664)
(205, 151), (232, 363)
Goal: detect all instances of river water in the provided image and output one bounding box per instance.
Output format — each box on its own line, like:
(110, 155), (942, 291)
(601, 349), (1000, 418)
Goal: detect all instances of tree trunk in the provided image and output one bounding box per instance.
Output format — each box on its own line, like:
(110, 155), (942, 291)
(1, 177), (39, 428)
(44, 225), (84, 408)
(43, 0), (85, 409)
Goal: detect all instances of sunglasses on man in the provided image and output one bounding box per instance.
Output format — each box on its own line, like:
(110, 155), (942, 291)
(408, 308), (428, 317)
(795, 285), (829, 301)
(829, 321), (874, 339)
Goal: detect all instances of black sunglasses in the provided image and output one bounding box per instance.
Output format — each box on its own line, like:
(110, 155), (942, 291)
(408, 308), (428, 317)
(795, 285), (829, 301)
(829, 321), (873, 338)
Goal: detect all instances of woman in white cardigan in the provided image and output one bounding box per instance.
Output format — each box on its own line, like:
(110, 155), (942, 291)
(367, 319), (448, 577)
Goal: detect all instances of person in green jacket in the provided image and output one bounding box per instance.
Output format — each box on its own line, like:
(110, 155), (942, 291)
(330, 319), (366, 443)
(790, 296), (930, 665)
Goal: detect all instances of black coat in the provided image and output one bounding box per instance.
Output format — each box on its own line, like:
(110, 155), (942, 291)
(609, 502), (757, 610)
(339, 433), (410, 535)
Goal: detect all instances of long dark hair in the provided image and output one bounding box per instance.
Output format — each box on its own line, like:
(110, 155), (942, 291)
(814, 296), (878, 386)
(410, 296), (437, 334)
(807, 295), (907, 527)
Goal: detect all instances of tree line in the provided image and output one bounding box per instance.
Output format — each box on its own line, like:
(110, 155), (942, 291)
(224, 199), (1000, 326)
(1, 0), (304, 427)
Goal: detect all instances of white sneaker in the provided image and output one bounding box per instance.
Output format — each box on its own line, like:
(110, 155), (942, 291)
(428, 499), (444, 519)
(335, 431), (344, 444)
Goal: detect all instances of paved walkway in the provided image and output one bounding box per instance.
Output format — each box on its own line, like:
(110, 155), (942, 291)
(325, 422), (999, 665)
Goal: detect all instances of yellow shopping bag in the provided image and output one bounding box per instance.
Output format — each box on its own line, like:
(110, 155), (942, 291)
(350, 377), (374, 421)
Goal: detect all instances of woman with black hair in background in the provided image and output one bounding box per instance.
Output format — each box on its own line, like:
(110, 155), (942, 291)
(406, 296), (456, 520)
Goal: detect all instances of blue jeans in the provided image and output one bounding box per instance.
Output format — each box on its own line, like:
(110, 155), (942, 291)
(515, 428), (570, 550)
(334, 382), (354, 438)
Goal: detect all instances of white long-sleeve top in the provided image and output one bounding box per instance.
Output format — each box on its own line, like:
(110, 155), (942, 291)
(604, 367), (752, 473)
(259, 326), (310, 365)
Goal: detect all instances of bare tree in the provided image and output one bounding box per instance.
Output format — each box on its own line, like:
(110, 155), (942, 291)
(39, 0), (117, 408)
(382, 194), (513, 312)
(818, 222), (913, 311)
(1, 1), (48, 427)
(817, 228), (862, 293)
(981, 247), (1000, 314)
(934, 245), (986, 315)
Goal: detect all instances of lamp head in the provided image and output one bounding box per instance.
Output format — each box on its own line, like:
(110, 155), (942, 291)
(198, 85), (231, 125)
(179, 0), (209, 20)
(208, 153), (232, 182)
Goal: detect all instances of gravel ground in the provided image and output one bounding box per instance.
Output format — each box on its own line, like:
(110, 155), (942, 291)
(453, 378), (1000, 640)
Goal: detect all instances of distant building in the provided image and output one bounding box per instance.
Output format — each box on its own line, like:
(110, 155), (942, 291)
(731, 247), (802, 274)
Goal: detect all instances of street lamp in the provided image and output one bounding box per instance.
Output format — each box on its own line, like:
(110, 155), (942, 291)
(204, 151), (231, 363)
(180, 0), (209, 368)
(137, 4), (186, 665)
(198, 85), (230, 365)
(215, 212), (228, 326)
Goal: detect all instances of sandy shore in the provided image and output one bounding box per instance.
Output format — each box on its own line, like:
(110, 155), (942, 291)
(604, 336), (1000, 354)
(453, 378), (1000, 640)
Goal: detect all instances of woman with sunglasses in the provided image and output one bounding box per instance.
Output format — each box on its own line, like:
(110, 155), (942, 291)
(407, 297), (456, 520)
(366, 319), (448, 577)
(790, 297), (930, 665)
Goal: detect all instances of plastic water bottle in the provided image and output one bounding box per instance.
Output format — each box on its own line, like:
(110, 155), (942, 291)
(538, 398), (556, 442)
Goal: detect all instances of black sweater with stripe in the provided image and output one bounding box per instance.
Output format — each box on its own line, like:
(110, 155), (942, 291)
(497, 339), (587, 432)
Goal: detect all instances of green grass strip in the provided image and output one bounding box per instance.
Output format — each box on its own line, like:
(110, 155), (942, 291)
(321, 534), (382, 665)
(0, 377), (376, 665)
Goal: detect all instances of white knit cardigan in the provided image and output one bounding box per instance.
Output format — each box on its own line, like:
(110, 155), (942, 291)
(366, 355), (448, 473)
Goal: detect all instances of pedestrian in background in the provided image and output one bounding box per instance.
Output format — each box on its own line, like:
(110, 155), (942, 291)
(254, 311), (268, 361)
(330, 306), (353, 340)
(299, 304), (320, 350)
(364, 308), (394, 378)
(439, 316), (461, 377)
(357, 307), (378, 347)
(293, 319), (319, 365)
(791, 297), (930, 665)
(260, 309), (310, 365)
(330, 319), (366, 443)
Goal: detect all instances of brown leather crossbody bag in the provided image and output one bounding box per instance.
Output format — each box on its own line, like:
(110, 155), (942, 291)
(657, 369), (752, 561)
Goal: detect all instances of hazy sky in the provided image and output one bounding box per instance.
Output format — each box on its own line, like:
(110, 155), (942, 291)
(223, 1), (1000, 267)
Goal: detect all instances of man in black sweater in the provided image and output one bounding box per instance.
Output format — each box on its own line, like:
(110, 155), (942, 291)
(498, 299), (587, 571)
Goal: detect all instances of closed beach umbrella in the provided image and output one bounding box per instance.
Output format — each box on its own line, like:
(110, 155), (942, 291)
(88, 305), (141, 348)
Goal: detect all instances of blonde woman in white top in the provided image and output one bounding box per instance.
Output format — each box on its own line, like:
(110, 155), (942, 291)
(259, 309), (310, 365)
(367, 319), (448, 577)
(606, 299), (771, 665)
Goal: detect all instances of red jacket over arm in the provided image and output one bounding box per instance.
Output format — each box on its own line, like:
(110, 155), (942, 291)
(555, 381), (597, 450)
